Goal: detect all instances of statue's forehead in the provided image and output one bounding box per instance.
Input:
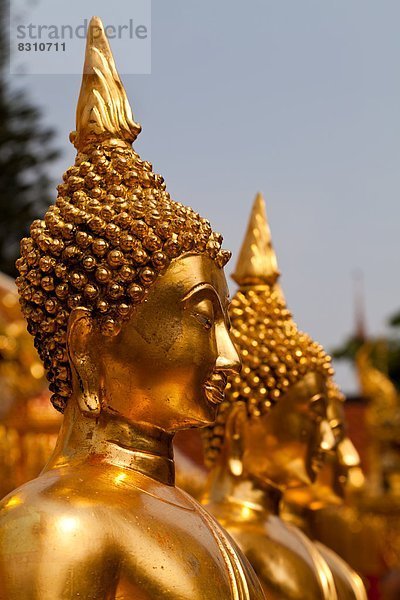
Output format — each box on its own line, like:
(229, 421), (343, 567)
(277, 371), (325, 408)
(159, 254), (229, 301)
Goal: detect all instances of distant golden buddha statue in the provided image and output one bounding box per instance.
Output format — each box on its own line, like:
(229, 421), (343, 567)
(356, 341), (400, 496)
(330, 340), (400, 581)
(202, 193), (339, 599)
(0, 272), (61, 497)
(283, 379), (367, 599)
(305, 343), (400, 587)
(0, 18), (265, 600)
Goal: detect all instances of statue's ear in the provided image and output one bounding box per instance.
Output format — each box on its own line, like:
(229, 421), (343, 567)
(224, 403), (248, 477)
(67, 308), (101, 417)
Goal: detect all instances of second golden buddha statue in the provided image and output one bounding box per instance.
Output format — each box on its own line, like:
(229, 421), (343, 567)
(202, 193), (339, 599)
(0, 18), (265, 600)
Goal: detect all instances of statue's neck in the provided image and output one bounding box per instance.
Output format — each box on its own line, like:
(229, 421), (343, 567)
(282, 501), (313, 536)
(205, 459), (282, 517)
(45, 398), (175, 485)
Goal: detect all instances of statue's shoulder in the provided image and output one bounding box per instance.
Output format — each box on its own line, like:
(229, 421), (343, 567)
(213, 512), (329, 599)
(0, 465), (194, 548)
(0, 465), (128, 558)
(316, 541), (367, 600)
(0, 469), (107, 545)
(0, 468), (131, 598)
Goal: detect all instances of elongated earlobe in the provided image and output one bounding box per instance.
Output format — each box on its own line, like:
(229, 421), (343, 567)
(225, 403), (247, 477)
(67, 308), (101, 417)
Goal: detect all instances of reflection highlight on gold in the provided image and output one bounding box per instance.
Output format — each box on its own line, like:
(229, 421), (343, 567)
(58, 516), (79, 535)
(114, 472), (127, 485)
(4, 496), (22, 510)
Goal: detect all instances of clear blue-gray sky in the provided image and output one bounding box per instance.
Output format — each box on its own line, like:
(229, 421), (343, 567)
(10, 1), (400, 393)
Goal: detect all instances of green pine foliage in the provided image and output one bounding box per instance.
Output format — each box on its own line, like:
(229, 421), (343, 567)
(332, 322), (400, 392)
(0, 0), (59, 276)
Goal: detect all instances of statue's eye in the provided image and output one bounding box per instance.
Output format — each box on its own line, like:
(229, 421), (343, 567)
(194, 312), (213, 330)
(332, 424), (344, 442)
(190, 297), (214, 330)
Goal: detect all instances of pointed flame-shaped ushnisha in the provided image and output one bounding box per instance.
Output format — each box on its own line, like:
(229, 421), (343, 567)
(70, 16), (141, 152)
(232, 192), (279, 287)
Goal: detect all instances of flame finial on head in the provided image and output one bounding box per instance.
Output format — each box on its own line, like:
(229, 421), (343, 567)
(70, 16), (141, 152)
(232, 192), (280, 287)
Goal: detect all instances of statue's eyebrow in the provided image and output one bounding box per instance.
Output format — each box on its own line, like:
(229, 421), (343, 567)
(182, 283), (220, 305)
(182, 283), (232, 331)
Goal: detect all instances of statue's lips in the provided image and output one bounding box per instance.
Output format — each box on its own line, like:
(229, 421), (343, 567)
(204, 373), (228, 405)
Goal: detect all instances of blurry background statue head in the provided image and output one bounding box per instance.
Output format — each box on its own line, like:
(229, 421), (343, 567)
(203, 192), (335, 492)
(283, 378), (363, 512)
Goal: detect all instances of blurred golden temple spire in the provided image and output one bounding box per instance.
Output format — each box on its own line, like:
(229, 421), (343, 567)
(353, 269), (367, 342)
(70, 16), (141, 152)
(231, 192), (280, 287)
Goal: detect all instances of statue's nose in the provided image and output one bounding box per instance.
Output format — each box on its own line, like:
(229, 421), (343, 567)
(215, 322), (241, 375)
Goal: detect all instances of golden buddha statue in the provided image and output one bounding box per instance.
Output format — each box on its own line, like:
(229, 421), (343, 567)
(306, 341), (400, 589)
(202, 193), (339, 599)
(291, 301), (400, 593)
(0, 272), (61, 498)
(0, 18), (265, 600)
(283, 379), (367, 599)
